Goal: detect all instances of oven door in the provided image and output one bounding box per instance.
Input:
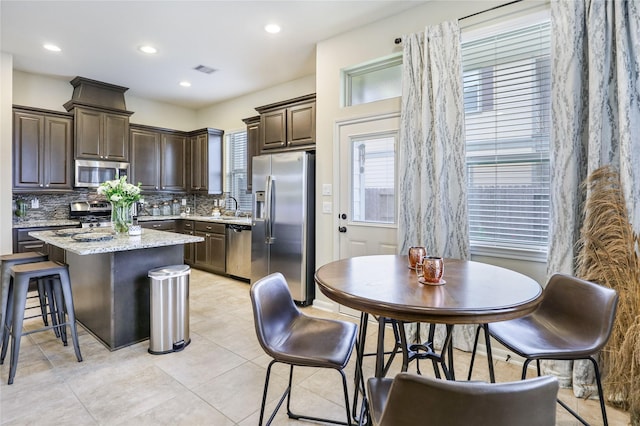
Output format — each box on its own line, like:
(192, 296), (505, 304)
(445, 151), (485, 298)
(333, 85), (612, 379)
(74, 159), (130, 188)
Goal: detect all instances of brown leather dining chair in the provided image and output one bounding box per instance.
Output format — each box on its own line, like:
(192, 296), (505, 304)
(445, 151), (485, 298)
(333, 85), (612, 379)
(364, 372), (558, 426)
(469, 273), (618, 426)
(250, 272), (359, 426)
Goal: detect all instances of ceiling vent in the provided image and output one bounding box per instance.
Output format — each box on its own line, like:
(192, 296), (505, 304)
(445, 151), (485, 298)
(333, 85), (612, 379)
(193, 65), (217, 74)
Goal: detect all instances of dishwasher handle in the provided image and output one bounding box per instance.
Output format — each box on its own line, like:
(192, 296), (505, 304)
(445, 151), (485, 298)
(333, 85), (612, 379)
(227, 224), (251, 232)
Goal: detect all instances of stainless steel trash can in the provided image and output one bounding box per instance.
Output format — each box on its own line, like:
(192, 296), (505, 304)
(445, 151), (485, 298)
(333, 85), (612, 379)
(148, 264), (191, 355)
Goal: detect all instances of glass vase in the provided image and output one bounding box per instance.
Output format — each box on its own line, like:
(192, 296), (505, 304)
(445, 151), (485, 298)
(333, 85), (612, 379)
(111, 202), (132, 234)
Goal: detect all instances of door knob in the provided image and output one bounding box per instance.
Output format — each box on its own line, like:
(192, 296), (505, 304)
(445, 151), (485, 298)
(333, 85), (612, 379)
(338, 226), (347, 233)
(340, 213), (347, 220)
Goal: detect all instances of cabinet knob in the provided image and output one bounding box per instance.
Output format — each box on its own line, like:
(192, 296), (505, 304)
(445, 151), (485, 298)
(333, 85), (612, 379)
(155, 186), (159, 190)
(39, 184), (44, 187)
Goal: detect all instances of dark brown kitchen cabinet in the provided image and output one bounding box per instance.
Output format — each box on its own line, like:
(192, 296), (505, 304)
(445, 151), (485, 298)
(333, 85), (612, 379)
(140, 220), (176, 232)
(178, 220), (195, 265)
(74, 106), (130, 161)
(193, 222), (226, 274)
(242, 116), (260, 192)
(12, 107), (73, 192)
(187, 128), (223, 194)
(161, 133), (187, 191)
(255, 93), (315, 153)
(129, 124), (186, 193)
(13, 226), (75, 263)
(130, 127), (161, 191)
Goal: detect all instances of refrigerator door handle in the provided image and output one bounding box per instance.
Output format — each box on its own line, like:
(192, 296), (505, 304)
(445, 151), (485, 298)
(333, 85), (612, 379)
(265, 175), (276, 244)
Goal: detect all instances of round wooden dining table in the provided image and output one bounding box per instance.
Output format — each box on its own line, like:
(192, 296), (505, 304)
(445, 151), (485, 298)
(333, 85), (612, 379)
(315, 255), (543, 381)
(315, 255), (543, 324)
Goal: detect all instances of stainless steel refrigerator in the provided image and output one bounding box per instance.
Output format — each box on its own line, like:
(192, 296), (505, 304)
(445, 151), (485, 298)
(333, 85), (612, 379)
(251, 151), (315, 305)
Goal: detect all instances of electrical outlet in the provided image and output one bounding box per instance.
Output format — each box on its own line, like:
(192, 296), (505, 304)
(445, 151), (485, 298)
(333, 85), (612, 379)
(322, 201), (332, 214)
(31, 198), (39, 209)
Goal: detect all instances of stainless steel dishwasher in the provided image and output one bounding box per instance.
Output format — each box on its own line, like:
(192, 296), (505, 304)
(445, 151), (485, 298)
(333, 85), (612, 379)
(226, 224), (251, 280)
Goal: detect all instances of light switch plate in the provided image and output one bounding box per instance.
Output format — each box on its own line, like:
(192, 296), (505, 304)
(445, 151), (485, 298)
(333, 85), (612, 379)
(322, 183), (332, 196)
(322, 201), (332, 213)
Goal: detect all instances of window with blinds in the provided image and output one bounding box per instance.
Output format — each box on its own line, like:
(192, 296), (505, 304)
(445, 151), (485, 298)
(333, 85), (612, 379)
(462, 18), (551, 258)
(224, 131), (252, 212)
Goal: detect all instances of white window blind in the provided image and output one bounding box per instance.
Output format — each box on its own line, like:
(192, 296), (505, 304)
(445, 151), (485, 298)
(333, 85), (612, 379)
(462, 19), (551, 256)
(224, 131), (252, 212)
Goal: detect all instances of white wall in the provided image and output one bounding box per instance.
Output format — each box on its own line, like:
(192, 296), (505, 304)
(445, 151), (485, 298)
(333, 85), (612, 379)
(1, 53), (13, 254)
(196, 74), (316, 132)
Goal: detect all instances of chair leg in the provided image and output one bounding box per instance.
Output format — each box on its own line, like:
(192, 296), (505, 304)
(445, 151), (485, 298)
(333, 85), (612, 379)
(258, 360), (288, 426)
(36, 279), (49, 326)
(44, 278), (61, 339)
(286, 364), (353, 425)
(590, 356), (609, 426)
(521, 357), (605, 426)
(0, 277), (16, 365)
(57, 274), (82, 362)
(51, 278), (68, 346)
(8, 276), (30, 384)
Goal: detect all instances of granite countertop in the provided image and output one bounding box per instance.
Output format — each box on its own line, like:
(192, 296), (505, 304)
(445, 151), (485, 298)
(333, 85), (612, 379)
(14, 215), (252, 229)
(29, 228), (204, 256)
(137, 215), (253, 226)
(13, 219), (81, 229)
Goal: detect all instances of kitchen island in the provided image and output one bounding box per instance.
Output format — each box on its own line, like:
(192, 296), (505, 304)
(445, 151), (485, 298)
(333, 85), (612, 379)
(29, 229), (203, 350)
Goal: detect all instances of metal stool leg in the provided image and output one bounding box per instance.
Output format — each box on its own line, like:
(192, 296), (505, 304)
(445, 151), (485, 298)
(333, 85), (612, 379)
(57, 271), (82, 361)
(8, 274), (30, 384)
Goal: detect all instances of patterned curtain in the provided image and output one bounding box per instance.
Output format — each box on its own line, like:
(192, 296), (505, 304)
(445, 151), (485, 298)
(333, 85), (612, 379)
(547, 0), (640, 395)
(398, 21), (469, 260)
(398, 21), (472, 350)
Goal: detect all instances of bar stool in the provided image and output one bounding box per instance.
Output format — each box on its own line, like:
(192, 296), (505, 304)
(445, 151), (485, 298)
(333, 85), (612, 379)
(1, 261), (82, 384)
(0, 252), (50, 343)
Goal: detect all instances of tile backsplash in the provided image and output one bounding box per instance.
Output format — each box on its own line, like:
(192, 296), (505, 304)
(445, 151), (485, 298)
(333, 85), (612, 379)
(12, 190), (238, 223)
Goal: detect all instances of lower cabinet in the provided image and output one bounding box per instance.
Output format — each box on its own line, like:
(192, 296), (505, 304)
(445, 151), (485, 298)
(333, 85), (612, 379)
(193, 222), (226, 274)
(140, 219), (176, 232)
(179, 220), (195, 265)
(13, 226), (75, 263)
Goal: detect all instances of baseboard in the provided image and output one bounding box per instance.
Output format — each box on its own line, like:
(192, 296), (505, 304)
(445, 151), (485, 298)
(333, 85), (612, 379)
(311, 299), (336, 313)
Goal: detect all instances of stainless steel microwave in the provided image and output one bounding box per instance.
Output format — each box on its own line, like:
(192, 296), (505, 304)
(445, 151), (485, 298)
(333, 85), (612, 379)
(74, 159), (130, 188)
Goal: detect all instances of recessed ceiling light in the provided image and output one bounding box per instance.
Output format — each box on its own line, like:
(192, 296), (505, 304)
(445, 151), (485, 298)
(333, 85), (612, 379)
(264, 24), (281, 34)
(179, 81), (191, 87)
(139, 45), (157, 54)
(43, 44), (61, 52)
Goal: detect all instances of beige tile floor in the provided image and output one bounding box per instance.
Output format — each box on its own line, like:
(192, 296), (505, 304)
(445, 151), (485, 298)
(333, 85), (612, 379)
(0, 269), (631, 425)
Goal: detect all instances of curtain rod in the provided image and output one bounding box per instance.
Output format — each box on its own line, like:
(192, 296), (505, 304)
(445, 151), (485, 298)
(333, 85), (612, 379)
(394, 0), (523, 44)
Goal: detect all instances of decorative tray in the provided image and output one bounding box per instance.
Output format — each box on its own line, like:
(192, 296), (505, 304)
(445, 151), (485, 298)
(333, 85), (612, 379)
(71, 232), (114, 242)
(54, 228), (91, 237)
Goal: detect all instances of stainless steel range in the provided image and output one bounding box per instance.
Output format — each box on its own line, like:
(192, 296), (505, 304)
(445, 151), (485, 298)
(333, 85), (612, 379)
(69, 201), (112, 228)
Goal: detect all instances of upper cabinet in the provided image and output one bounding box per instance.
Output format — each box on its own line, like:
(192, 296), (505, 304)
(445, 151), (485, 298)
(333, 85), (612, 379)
(130, 124), (186, 193)
(188, 128), (224, 194)
(73, 106), (130, 161)
(255, 93), (316, 153)
(242, 116), (260, 193)
(13, 107), (73, 192)
(63, 77), (133, 162)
